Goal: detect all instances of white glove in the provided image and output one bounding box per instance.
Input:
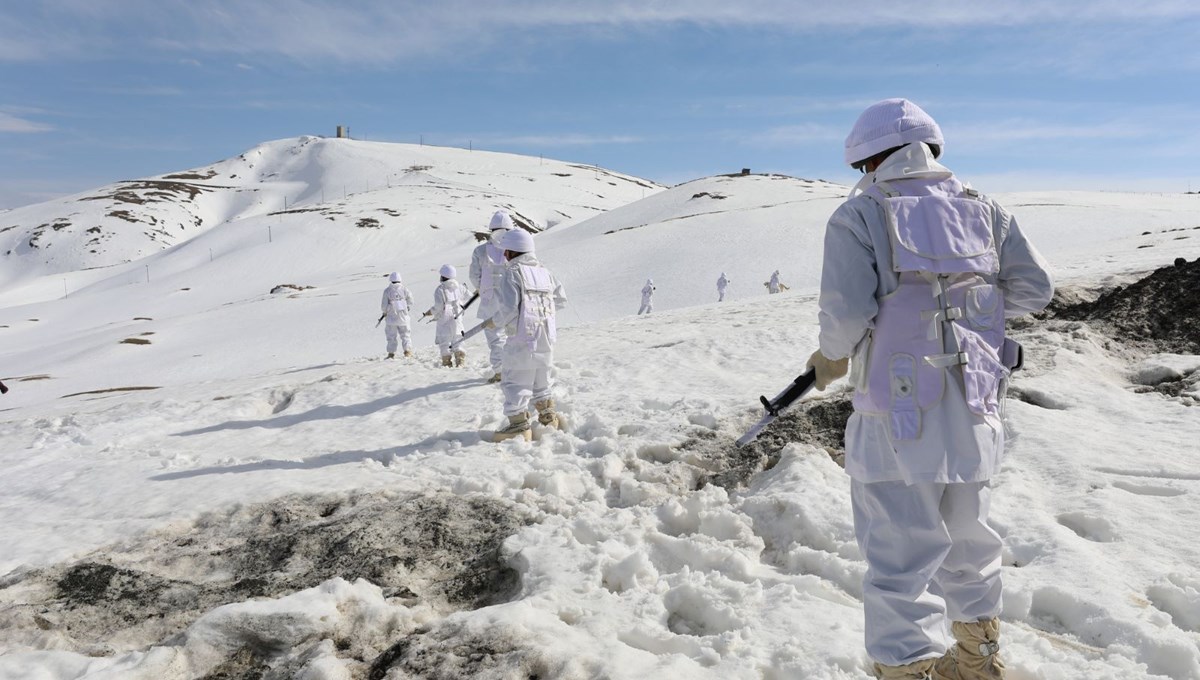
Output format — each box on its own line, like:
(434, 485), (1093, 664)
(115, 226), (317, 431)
(807, 350), (849, 391)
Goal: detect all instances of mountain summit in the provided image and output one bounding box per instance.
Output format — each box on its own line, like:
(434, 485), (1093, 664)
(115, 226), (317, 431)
(0, 136), (661, 287)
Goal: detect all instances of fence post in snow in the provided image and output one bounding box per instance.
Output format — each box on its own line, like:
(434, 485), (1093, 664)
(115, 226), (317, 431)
(145, 265), (149, 283)
(269, 225), (273, 243)
(63, 279), (68, 298)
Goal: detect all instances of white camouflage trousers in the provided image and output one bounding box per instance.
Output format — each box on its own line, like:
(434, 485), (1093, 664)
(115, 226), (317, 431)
(385, 322), (412, 354)
(852, 479), (1003, 666)
(484, 325), (506, 372)
(500, 344), (553, 417)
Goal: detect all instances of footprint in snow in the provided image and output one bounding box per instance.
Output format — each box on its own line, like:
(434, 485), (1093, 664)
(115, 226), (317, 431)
(1056, 511), (1119, 543)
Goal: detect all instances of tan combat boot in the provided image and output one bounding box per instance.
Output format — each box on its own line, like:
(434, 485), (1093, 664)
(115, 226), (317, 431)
(933, 619), (1005, 680)
(874, 658), (935, 679)
(441, 355), (454, 367)
(403, 350), (414, 359)
(454, 350), (467, 367)
(487, 371), (502, 384)
(534, 398), (560, 429)
(491, 412), (532, 442)
(386, 352), (395, 359)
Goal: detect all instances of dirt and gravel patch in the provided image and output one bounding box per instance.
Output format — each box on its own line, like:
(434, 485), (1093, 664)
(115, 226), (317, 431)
(684, 392), (854, 490)
(0, 491), (531, 657)
(80, 180), (226, 205)
(1041, 256), (1200, 355)
(368, 621), (557, 680)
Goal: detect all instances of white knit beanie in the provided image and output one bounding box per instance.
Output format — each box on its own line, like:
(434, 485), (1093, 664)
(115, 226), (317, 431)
(389, 271), (401, 283)
(439, 264), (456, 279)
(844, 99), (943, 167)
(488, 210), (514, 231)
(498, 228), (534, 253)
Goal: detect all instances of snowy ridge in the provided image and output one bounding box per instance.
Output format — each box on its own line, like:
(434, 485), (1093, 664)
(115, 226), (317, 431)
(539, 173), (847, 321)
(0, 136), (662, 290)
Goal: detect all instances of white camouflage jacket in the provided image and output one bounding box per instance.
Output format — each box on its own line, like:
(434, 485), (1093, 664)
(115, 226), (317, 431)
(817, 143), (1054, 483)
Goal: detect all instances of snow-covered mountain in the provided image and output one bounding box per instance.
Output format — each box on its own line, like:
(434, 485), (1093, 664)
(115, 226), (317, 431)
(0, 136), (661, 290)
(1, 146), (1199, 679)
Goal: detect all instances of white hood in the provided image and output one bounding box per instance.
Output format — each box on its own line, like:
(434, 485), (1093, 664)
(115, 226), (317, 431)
(848, 142), (952, 198)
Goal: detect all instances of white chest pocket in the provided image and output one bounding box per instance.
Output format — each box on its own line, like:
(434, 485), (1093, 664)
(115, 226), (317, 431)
(965, 284), (999, 330)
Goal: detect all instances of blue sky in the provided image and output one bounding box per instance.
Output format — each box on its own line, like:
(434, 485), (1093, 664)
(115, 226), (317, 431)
(3, 1), (1200, 209)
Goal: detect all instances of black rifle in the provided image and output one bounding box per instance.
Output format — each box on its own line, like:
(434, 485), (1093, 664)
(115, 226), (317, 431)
(736, 368), (817, 447)
(454, 291), (480, 319)
(450, 319), (490, 350)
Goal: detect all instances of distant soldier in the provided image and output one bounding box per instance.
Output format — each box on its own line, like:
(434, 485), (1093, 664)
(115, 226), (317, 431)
(487, 229), (567, 442)
(766, 269), (784, 294)
(638, 278), (656, 315)
(470, 210), (514, 383)
(717, 272), (730, 301)
(380, 271), (415, 359)
(423, 264), (469, 367)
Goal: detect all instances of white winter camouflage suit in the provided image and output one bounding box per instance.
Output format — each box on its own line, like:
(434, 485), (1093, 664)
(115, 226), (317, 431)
(470, 231), (509, 373)
(490, 253), (567, 417)
(381, 282), (415, 355)
(638, 280), (655, 315)
(428, 279), (467, 358)
(818, 143), (1053, 667)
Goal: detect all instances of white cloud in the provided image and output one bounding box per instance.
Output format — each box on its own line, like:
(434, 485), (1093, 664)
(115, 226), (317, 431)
(738, 123), (843, 147)
(961, 170), (1194, 194)
(90, 86), (185, 97)
(0, 112), (53, 133)
(0, 177), (90, 210)
(413, 133), (645, 149)
(479, 133), (644, 147)
(4, 1), (1200, 65)
(949, 120), (1151, 148)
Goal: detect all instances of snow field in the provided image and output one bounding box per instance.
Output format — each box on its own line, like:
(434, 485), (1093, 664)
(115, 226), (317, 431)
(2, 286), (1199, 678)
